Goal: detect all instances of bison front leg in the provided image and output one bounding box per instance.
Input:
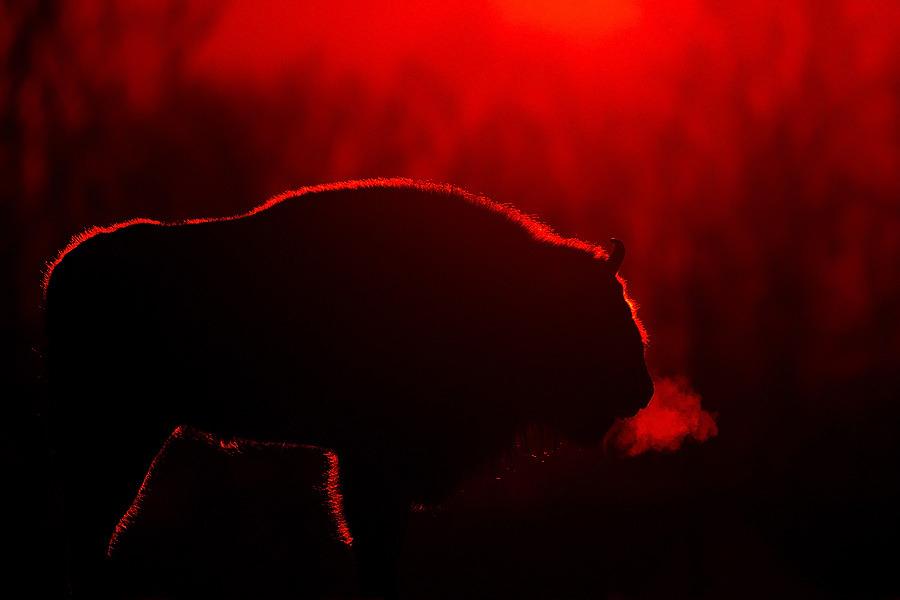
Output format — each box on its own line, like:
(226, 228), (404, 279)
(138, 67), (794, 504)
(338, 453), (412, 599)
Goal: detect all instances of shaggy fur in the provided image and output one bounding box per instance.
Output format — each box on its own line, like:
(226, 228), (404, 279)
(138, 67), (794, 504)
(45, 178), (652, 597)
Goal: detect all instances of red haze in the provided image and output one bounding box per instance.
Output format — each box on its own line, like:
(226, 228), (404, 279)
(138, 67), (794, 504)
(607, 376), (718, 456)
(6, 1), (900, 596)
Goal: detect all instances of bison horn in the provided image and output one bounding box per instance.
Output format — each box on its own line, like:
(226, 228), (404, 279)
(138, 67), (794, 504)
(608, 238), (625, 273)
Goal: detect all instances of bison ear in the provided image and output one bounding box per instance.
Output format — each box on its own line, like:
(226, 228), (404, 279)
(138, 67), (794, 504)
(607, 238), (625, 273)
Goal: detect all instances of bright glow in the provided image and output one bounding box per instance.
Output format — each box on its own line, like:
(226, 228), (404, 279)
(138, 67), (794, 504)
(494, 0), (641, 37)
(607, 376), (717, 456)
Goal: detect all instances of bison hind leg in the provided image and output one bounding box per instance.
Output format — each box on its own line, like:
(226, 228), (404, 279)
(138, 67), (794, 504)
(56, 422), (174, 599)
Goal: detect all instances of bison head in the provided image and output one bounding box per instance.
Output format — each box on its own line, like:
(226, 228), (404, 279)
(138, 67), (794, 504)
(536, 239), (653, 448)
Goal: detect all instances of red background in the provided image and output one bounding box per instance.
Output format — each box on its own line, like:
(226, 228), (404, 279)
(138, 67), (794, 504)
(4, 1), (899, 597)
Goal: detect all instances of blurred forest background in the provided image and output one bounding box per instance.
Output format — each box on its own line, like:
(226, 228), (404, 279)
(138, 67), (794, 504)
(3, 0), (899, 598)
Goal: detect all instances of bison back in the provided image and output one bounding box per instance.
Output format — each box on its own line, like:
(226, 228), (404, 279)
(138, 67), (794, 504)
(45, 180), (649, 501)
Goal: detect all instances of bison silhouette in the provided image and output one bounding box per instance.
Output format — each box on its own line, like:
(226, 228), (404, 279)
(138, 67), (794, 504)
(44, 178), (653, 598)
